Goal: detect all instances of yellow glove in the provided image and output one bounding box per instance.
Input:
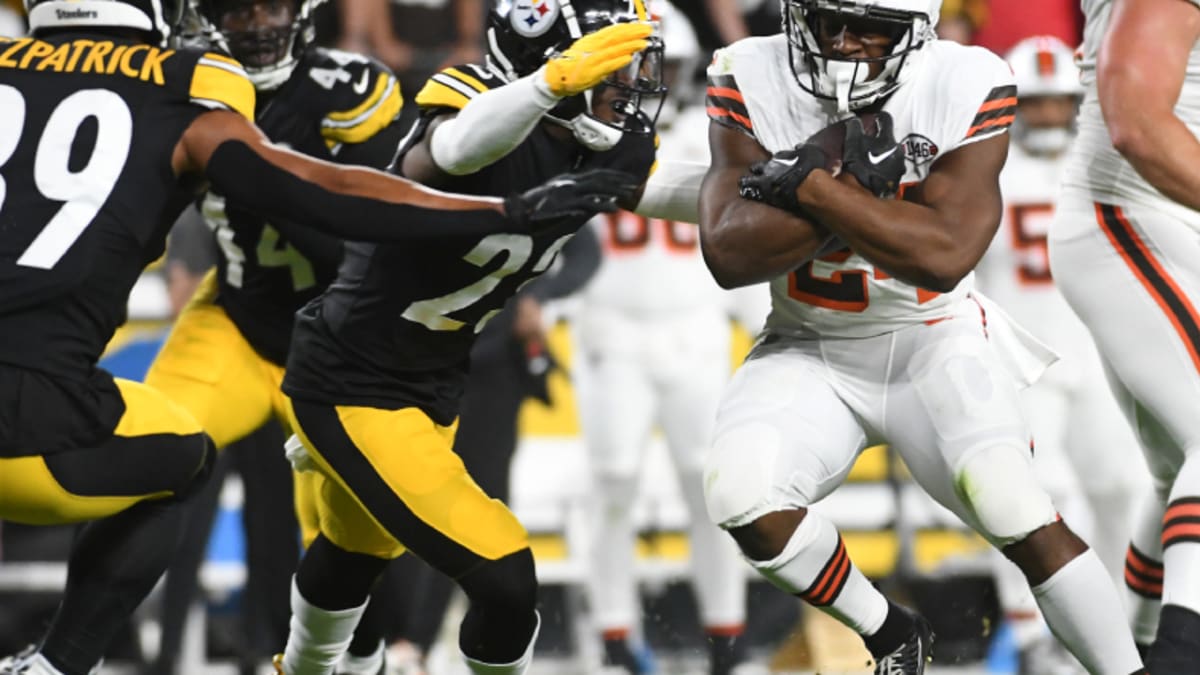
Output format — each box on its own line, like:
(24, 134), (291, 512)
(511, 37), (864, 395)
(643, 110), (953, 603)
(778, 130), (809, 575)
(543, 22), (654, 98)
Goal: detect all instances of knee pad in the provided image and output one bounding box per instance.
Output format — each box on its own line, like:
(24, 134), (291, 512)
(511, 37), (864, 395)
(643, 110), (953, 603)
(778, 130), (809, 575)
(703, 422), (789, 529)
(459, 548), (538, 616)
(955, 445), (1057, 546)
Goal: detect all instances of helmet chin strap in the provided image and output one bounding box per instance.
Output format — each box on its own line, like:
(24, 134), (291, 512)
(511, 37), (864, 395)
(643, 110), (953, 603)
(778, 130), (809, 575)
(827, 60), (856, 114)
(1019, 127), (1073, 156)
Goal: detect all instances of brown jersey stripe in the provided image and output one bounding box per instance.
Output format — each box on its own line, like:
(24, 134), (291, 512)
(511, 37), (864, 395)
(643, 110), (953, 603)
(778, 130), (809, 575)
(1095, 203), (1200, 375)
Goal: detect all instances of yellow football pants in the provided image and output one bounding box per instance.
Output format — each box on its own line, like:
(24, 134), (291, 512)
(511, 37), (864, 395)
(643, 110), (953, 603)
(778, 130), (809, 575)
(0, 379), (209, 525)
(286, 399), (529, 575)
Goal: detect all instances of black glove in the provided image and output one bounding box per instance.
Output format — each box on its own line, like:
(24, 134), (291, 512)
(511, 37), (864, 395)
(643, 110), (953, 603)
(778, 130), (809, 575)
(738, 144), (829, 213)
(505, 169), (641, 229)
(841, 112), (906, 198)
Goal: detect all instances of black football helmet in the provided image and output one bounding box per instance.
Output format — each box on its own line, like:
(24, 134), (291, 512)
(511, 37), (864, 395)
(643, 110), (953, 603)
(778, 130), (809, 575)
(27, 0), (188, 45)
(487, 0), (666, 150)
(191, 0), (323, 90)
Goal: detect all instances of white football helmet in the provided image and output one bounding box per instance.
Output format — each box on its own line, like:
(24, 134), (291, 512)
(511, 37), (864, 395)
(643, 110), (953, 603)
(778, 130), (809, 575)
(783, 0), (941, 112)
(1006, 35), (1083, 155)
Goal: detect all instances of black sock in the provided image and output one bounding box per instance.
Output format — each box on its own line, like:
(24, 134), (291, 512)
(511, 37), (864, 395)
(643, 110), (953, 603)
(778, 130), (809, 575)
(296, 535), (388, 611)
(1149, 604), (1200, 672)
(457, 549), (538, 664)
(346, 596), (385, 659)
(707, 632), (746, 675)
(42, 499), (190, 675)
(861, 601), (917, 661)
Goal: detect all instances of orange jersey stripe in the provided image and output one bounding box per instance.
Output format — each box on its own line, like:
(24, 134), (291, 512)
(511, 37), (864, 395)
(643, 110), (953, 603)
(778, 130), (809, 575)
(706, 86), (745, 104)
(966, 114), (1016, 138)
(977, 96), (1017, 113)
(707, 106), (753, 130)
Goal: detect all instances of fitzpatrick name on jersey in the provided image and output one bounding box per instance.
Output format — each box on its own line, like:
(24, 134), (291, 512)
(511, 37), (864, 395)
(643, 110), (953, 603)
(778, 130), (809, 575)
(707, 35), (1016, 338)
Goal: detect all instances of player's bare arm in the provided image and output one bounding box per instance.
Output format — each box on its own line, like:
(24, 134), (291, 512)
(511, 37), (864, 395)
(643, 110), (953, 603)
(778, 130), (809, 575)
(699, 121), (831, 289)
(175, 109), (635, 239)
(795, 132), (1008, 293)
(1099, 0), (1200, 210)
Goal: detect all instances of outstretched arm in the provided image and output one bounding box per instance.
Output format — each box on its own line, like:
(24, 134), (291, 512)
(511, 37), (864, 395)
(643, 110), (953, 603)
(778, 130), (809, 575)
(176, 110), (636, 241)
(699, 122), (829, 288)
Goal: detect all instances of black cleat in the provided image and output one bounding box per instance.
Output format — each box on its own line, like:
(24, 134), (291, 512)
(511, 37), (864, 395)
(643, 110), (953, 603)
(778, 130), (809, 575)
(873, 615), (934, 675)
(1147, 604), (1200, 674)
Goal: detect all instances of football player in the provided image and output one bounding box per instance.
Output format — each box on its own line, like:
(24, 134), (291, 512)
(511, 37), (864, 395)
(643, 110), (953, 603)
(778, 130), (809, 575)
(699, 1), (1145, 674)
(571, 5), (758, 674)
(0, 0), (629, 670)
(1049, 0), (1200, 671)
(270, 2), (658, 674)
(974, 35), (1147, 675)
(141, 0), (405, 670)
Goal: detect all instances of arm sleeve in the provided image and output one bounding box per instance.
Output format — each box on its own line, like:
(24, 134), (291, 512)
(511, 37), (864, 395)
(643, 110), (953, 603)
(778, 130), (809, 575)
(206, 140), (517, 242)
(634, 159), (707, 223)
(426, 68), (561, 176)
(526, 225), (602, 301)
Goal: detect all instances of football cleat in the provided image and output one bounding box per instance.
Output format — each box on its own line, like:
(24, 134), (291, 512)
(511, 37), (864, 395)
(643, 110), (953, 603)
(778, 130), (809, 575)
(873, 614), (933, 675)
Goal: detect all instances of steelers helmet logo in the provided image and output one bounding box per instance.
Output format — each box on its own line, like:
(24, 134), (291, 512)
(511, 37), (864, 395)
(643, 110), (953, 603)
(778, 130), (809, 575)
(511, 0), (560, 37)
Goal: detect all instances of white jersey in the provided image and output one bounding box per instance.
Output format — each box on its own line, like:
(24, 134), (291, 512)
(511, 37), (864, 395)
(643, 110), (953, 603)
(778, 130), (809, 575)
(1062, 0), (1200, 226)
(977, 144), (1088, 359)
(582, 106), (728, 316)
(707, 36), (1017, 338)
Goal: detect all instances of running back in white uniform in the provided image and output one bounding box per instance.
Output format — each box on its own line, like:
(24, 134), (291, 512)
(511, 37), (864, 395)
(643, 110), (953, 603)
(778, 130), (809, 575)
(1050, 0), (1200, 655)
(710, 35), (1013, 338)
(700, 16), (1144, 671)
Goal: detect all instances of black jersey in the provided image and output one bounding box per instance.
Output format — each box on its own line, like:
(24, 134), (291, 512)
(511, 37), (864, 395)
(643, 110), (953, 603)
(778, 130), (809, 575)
(0, 33), (254, 382)
(208, 47), (404, 366)
(282, 63), (656, 425)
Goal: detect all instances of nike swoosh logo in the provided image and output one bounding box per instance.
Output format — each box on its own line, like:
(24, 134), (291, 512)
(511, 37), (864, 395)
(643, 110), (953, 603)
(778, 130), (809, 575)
(868, 147), (898, 164)
(352, 69), (370, 95)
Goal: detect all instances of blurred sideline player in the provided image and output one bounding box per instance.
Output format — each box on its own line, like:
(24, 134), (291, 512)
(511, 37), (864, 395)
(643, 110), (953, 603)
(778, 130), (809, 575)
(572, 5), (761, 674)
(0, 0), (608, 671)
(974, 35), (1147, 675)
(142, 0), (406, 671)
(1050, 0), (1200, 670)
(271, 2), (658, 674)
(699, 0), (1146, 673)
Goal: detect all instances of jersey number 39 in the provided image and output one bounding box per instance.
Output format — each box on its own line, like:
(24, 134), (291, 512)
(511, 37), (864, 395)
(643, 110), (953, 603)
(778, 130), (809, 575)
(0, 86), (133, 270)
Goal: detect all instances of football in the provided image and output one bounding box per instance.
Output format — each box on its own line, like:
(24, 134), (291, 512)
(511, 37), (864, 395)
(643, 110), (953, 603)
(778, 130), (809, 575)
(802, 112), (881, 174)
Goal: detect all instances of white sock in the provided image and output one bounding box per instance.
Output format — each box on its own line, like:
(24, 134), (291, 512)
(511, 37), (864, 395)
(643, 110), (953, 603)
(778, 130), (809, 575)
(1124, 488), (1166, 645)
(1162, 454), (1200, 616)
(461, 611), (541, 675)
(337, 640), (385, 675)
(282, 579), (370, 675)
(747, 510), (888, 636)
(1033, 550), (1143, 675)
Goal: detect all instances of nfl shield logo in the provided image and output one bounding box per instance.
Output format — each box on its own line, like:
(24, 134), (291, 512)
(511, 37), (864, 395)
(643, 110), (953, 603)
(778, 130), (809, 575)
(511, 0), (560, 37)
